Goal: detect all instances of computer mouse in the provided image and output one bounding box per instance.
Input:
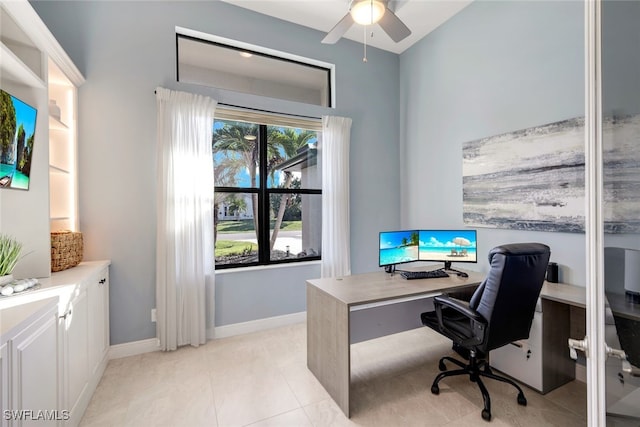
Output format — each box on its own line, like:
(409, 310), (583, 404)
(457, 271), (468, 278)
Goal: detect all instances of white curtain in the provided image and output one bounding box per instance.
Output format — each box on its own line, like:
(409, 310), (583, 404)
(155, 87), (217, 350)
(321, 116), (352, 278)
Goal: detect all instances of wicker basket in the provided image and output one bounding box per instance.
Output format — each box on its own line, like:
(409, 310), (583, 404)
(51, 231), (83, 272)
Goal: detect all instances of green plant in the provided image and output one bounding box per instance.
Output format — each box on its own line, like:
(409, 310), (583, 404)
(0, 234), (22, 276)
(214, 240), (258, 257)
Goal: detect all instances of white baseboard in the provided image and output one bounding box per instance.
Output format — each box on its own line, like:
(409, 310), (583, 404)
(209, 311), (306, 340)
(109, 337), (160, 359)
(108, 311), (306, 358)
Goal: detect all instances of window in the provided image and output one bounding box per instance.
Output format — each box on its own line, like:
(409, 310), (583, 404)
(213, 110), (322, 268)
(177, 29), (334, 107)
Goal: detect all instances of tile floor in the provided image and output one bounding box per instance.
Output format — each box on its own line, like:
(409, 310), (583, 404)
(80, 322), (587, 427)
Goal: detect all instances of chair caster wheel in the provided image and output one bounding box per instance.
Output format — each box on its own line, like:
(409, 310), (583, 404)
(517, 392), (527, 406)
(481, 409), (492, 421)
(438, 361), (447, 371)
(431, 384), (440, 395)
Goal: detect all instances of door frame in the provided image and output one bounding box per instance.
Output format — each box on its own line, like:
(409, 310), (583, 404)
(584, 0), (606, 425)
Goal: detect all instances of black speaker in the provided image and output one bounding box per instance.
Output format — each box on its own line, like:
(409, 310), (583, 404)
(546, 262), (558, 283)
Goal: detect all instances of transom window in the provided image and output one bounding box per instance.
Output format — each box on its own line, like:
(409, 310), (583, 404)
(177, 29), (334, 108)
(213, 110), (322, 268)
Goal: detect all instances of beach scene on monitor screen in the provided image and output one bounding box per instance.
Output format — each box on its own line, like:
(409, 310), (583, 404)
(419, 230), (477, 262)
(379, 230), (419, 265)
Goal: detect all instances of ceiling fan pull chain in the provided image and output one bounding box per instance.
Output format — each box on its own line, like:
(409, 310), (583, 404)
(363, 24), (368, 62)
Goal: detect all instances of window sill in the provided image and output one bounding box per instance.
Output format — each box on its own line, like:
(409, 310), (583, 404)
(214, 260), (321, 275)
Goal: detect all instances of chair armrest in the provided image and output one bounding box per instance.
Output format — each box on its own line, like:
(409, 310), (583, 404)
(434, 295), (486, 324)
(434, 294), (488, 348)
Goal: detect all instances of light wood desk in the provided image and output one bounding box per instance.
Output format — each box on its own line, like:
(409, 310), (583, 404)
(307, 271), (640, 418)
(306, 268), (484, 417)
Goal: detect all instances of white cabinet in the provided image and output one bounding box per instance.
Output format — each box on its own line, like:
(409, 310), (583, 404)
(61, 287), (88, 425)
(88, 270), (109, 377)
(1, 298), (61, 427)
(58, 265), (110, 427)
(0, 262), (110, 427)
(11, 304), (60, 426)
(1, 342), (8, 426)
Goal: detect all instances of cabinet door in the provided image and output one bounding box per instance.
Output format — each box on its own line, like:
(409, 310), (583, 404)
(1, 342), (8, 427)
(11, 306), (60, 427)
(88, 269), (109, 376)
(63, 289), (88, 419)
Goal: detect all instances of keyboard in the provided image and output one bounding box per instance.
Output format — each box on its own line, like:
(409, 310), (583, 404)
(400, 270), (449, 280)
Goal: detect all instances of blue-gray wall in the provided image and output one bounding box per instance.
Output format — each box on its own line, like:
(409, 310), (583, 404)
(399, 0), (640, 286)
(32, 1), (401, 345)
(33, 0), (640, 346)
(399, 0), (588, 285)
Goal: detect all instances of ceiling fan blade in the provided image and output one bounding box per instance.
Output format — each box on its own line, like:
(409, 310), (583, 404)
(378, 8), (411, 42)
(322, 13), (354, 44)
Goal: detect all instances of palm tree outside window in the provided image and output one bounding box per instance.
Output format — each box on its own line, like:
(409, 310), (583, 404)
(213, 117), (322, 268)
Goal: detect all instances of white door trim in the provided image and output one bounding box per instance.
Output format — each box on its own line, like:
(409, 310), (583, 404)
(584, 0), (606, 425)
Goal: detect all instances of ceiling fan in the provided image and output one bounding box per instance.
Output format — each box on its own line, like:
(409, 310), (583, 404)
(322, 0), (412, 45)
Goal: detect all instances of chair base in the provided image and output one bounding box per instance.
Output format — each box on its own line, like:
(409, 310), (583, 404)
(430, 354), (527, 421)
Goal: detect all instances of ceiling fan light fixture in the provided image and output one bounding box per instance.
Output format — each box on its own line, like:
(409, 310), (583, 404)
(350, 0), (386, 26)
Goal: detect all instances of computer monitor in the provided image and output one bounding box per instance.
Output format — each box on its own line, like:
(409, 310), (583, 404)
(379, 230), (419, 272)
(419, 229), (478, 270)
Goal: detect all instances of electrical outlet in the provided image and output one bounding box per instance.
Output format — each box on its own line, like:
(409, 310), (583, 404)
(151, 308), (157, 323)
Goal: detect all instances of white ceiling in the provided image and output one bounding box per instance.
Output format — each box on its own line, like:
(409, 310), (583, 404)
(221, 0), (473, 54)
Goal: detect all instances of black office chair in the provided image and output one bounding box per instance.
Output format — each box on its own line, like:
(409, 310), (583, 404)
(421, 243), (550, 421)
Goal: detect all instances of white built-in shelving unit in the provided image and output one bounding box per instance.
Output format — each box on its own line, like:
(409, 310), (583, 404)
(0, 3), (106, 425)
(48, 59), (79, 232)
(0, 0), (84, 278)
(0, 5), (45, 88)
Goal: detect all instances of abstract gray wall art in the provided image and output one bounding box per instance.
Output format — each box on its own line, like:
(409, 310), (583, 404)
(602, 114), (640, 233)
(462, 115), (640, 233)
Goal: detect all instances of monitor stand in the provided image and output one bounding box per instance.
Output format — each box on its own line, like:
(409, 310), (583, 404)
(384, 265), (396, 274)
(442, 261), (463, 275)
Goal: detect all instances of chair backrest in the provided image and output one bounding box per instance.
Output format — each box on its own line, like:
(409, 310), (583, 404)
(469, 243), (551, 353)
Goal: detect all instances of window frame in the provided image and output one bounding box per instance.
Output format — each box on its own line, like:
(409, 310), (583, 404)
(214, 118), (322, 270)
(176, 27), (336, 108)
